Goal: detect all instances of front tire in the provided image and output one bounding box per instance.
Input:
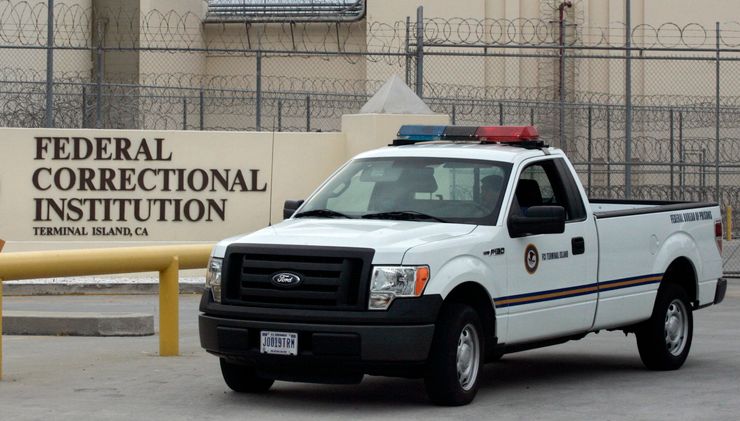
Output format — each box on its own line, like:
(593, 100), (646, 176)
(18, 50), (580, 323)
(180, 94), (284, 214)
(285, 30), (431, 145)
(220, 358), (274, 393)
(424, 303), (484, 406)
(636, 284), (693, 370)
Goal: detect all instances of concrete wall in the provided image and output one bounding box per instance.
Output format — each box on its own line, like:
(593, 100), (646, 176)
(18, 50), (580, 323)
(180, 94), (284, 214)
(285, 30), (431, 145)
(0, 128), (337, 251)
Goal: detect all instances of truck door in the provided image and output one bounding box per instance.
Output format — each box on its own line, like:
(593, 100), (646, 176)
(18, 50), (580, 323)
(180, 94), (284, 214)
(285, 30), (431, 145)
(501, 157), (598, 344)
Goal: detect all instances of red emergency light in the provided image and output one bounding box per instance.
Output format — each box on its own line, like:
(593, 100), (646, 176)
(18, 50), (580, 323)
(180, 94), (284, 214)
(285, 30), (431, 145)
(475, 125), (539, 142)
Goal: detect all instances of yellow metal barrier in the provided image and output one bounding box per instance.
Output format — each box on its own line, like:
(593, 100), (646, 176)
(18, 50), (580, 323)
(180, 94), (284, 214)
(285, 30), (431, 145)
(0, 243), (212, 380)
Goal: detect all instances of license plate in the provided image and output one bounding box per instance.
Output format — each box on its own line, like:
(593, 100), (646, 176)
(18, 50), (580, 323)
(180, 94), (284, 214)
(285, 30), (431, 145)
(260, 331), (298, 356)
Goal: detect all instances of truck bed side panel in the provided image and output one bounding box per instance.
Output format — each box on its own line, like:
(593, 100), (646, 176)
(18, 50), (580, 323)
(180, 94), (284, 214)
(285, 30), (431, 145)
(592, 204), (721, 330)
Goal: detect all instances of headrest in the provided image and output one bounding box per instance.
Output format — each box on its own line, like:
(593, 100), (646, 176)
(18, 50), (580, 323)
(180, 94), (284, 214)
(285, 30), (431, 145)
(402, 167), (438, 193)
(515, 179), (543, 208)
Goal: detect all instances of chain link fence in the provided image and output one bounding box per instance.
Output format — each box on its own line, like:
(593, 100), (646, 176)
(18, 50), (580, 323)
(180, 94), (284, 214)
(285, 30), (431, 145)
(1, 0), (739, 275)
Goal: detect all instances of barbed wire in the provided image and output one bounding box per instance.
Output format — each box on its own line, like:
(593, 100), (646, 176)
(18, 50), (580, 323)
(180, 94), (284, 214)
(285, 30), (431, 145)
(4, 77), (740, 135)
(3, 1), (740, 53)
(5, 65), (740, 116)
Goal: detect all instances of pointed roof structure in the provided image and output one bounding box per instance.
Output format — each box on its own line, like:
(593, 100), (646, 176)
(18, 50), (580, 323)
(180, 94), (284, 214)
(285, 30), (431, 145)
(359, 74), (434, 114)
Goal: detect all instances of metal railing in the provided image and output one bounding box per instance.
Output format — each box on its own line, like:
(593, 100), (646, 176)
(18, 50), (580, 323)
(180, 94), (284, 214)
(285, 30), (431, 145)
(0, 244), (212, 379)
(205, 0), (367, 23)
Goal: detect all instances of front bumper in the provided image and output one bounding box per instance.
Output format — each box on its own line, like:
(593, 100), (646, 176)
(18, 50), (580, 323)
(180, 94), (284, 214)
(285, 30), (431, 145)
(199, 291), (442, 382)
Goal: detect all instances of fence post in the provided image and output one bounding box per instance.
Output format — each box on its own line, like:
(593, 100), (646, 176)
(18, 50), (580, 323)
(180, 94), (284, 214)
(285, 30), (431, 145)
(728, 206), (733, 240)
(45, 0), (54, 128)
(159, 257), (179, 356)
(451, 105), (456, 125)
(702, 149), (707, 199)
(679, 111), (684, 200)
(277, 99), (283, 132)
(670, 109), (675, 200)
(256, 50), (262, 131)
(587, 105), (593, 197)
(606, 105), (612, 198)
(715, 22), (721, 203)
(624, 0), (633, 199)
(306, 95), (311, 131)
(405, 16), (411, 86)
(199, 89), (205, 130)
(182, 97), (187, 130)
(498, 103), (504, 125)
(557, 2), (570, 154)
(81, 86), (87, 128)
(415, 6), (424, 98)
(95, 47), (103, 129)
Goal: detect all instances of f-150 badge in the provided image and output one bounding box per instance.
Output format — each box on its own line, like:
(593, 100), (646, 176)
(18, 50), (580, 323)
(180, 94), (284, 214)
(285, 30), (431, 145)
(525, 244), (539, 274)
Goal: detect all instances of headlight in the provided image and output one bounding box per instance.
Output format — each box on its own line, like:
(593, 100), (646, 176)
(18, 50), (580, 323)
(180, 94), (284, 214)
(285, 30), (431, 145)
(205, 257), (223, 303)
(369, 266), (430, 310)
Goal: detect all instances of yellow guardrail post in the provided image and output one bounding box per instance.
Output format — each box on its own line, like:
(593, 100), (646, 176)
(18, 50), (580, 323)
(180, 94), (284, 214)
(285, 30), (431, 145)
(727, 206), (733, 241)
(1, 238), (5, 379)
(159, 257), (180, 356)
(0, 243), (212, 380)
(1, 277), (4, 380)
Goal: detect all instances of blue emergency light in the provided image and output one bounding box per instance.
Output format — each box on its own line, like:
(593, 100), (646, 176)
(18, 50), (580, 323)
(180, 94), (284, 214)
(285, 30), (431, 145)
(396, 125), (447, 141)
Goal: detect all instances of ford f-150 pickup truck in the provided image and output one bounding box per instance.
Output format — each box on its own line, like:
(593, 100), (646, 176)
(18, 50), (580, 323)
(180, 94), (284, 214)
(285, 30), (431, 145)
(199, 124), (726, 406)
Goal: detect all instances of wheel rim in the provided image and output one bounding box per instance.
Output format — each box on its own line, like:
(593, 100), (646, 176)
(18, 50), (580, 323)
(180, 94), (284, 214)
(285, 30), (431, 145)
(456, 323), (480, 391)
(664, 299), (689, 356)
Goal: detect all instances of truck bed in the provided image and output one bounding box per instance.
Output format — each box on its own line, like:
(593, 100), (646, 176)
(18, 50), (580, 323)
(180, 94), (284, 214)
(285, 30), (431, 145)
(588, 198), (722, 330)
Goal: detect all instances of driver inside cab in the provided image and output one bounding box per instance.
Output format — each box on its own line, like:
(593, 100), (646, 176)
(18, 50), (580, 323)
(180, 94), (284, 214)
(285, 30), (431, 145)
(480, 174), (503, 211)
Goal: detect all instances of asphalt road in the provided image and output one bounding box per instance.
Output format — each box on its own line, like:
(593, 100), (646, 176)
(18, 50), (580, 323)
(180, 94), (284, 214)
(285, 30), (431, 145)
(1, 285), (739, 421)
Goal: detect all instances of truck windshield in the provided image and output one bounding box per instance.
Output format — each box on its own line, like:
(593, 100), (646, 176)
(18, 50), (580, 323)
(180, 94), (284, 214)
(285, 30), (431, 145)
(297, 157), (512, 225)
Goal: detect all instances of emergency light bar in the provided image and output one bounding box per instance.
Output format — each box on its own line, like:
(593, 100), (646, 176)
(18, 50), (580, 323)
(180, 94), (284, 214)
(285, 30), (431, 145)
(394, 125), (545, 148)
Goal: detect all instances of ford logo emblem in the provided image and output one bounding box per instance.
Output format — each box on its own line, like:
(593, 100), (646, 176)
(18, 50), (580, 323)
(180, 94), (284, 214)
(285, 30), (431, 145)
(271, 272), (303, 288)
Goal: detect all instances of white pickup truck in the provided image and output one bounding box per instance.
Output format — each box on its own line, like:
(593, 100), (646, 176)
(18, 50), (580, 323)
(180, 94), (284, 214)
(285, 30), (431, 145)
(199, 124), (726, 406)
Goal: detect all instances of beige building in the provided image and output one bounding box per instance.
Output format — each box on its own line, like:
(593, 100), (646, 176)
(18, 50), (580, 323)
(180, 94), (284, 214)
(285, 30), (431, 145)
(2, 0), (739, 205)
(4, 0), (736, 101)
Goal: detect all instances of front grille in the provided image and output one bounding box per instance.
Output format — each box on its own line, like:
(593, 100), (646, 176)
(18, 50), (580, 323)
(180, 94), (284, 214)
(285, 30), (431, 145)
(223, 245), (374, 310)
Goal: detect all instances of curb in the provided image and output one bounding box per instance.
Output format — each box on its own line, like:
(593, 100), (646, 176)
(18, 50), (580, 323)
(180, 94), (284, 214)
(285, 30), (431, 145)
(2, 311), (155, 336)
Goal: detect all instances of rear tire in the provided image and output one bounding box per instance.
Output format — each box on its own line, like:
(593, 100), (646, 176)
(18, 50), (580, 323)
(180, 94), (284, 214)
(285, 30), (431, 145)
(424, 303), (484, 406)
(220, 358), (274, 393)
(635, 284), (693, 370)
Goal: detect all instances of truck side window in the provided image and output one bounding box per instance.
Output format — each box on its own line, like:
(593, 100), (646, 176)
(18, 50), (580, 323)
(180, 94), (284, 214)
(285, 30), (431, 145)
(511, 159), (579, 221)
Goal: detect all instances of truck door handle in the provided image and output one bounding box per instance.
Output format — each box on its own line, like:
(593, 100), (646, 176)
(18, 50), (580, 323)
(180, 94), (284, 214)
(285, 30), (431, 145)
(572, 237), (585, 255)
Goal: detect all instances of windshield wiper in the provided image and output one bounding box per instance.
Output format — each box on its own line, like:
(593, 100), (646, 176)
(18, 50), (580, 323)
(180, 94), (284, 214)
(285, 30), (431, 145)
(361, 210), (447, 223)
(293, 209), (353, 219)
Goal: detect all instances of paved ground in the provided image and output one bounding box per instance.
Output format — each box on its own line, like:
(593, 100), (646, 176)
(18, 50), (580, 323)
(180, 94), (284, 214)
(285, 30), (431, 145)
(1, 284), (740, 421)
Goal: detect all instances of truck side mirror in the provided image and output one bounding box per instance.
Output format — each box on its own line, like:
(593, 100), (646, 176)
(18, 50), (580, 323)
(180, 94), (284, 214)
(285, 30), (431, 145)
(508, 205), (566, 238)
(283, 200), (304, 220)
